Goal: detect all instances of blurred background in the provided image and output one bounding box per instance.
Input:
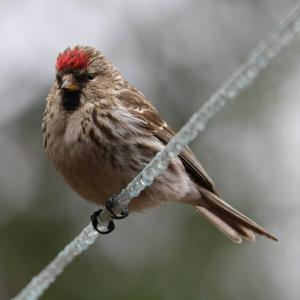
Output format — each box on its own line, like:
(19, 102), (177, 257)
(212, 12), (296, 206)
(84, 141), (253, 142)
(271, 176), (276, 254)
(0, 0), (300, 299)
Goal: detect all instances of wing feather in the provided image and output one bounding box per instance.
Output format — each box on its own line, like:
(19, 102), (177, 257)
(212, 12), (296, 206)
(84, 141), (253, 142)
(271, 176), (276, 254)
(120, 89), (218, 194)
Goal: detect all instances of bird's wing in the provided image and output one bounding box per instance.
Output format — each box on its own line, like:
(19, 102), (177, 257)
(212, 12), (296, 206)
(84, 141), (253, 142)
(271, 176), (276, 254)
(120, 89), (218, 195)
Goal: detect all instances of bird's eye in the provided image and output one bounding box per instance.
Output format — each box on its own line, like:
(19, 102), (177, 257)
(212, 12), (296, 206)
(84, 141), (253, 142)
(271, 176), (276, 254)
(76, 73), (88, 82)
(88, 73), (96, 80)
(56, 74), (62, 85)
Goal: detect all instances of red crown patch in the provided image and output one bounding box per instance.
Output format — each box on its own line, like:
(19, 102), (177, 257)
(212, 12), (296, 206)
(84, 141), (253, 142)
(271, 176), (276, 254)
(56, 48), (89, 72)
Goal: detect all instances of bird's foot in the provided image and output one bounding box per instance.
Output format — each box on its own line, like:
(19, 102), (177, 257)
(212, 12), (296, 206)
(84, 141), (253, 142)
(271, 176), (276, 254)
(90, 209), (115, 234)
(90, 196), (129, 234)
(106, 195), (129, 220)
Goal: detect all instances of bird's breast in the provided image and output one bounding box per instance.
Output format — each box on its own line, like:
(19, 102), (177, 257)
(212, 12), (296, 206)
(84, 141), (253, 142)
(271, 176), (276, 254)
(44, 109), (141, 205)
(43, 102), (199, 210)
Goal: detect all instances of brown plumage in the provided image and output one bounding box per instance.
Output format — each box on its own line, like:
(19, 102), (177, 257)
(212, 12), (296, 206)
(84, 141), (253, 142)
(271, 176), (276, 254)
(42, 45), (278, 243)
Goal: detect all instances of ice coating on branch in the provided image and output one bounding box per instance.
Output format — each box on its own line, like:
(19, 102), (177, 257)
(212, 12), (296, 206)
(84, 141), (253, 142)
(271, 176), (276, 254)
(11, 225), (98, 300)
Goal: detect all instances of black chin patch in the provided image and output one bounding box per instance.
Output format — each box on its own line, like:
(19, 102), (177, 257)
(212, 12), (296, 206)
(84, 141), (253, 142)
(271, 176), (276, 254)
(61, 91), (81, 111)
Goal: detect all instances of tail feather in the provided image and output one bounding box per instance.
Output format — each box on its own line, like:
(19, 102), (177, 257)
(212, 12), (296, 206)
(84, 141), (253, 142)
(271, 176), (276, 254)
(195, 206), (242, 243)
(195, 188), (278, 243)
(221, 215), (256, 242)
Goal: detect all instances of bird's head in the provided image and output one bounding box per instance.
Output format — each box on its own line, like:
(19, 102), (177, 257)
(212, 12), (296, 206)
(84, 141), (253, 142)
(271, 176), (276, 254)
(54, 45), (124, 110)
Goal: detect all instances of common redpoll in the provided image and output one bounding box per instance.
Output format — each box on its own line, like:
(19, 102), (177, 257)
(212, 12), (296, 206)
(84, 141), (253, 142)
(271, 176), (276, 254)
(42, 45), (277, 243)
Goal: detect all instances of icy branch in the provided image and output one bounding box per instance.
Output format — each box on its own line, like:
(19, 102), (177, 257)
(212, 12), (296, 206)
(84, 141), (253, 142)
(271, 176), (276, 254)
(12, 225), (98, 300)
(12, 3), (300, 300)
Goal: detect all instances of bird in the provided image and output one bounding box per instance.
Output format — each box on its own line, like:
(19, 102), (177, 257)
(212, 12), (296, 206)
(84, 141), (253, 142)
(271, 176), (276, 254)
(42, 45), (278, 243)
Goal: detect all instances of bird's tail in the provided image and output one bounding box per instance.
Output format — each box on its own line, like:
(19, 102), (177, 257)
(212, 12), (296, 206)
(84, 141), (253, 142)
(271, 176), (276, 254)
(195, 188), (278, 243)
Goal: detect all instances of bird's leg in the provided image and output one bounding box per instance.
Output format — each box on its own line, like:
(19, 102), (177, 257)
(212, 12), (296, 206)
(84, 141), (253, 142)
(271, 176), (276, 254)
(105, 195), (129, 220)
(90, 195), (129, 234)
(90, 209), (115, 234)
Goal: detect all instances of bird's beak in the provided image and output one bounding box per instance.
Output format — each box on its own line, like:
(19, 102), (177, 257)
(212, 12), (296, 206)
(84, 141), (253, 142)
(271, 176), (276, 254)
(62, 74), (80, 92)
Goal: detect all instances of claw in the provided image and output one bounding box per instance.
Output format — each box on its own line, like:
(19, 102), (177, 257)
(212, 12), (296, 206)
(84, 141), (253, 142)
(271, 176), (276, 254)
(106, 196), (129, 220)
(90, 209), (115, 234)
